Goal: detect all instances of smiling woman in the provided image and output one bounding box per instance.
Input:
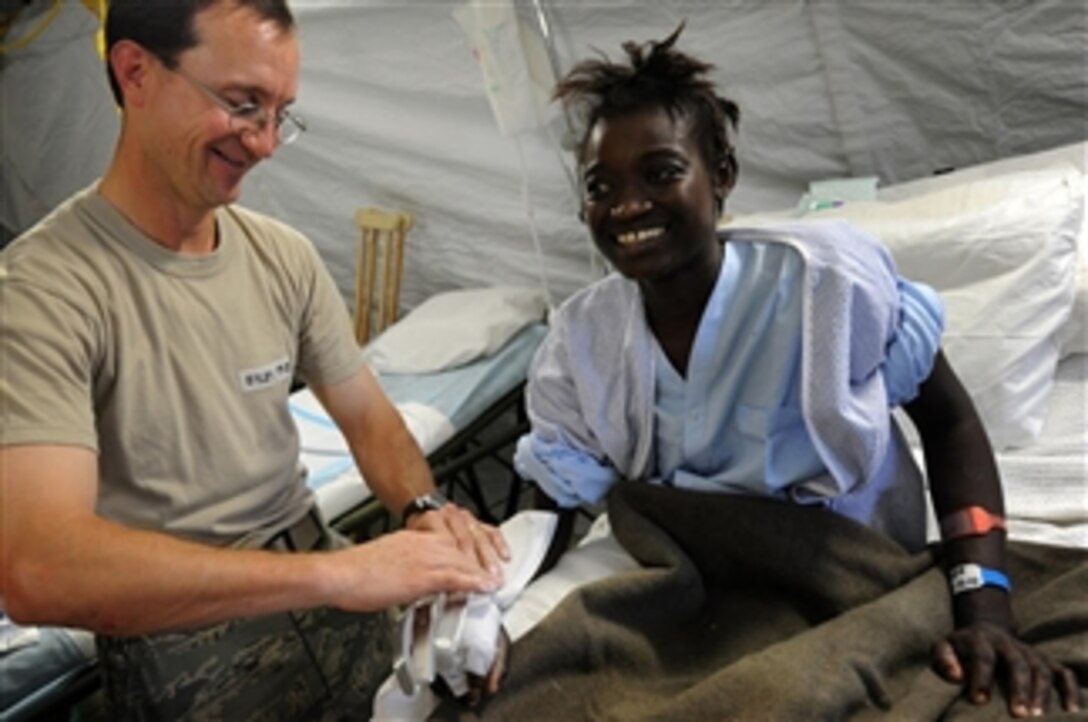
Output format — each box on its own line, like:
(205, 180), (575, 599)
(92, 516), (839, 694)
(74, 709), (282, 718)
(502, 23), (1085, 719)
(554, 25), (740, 371)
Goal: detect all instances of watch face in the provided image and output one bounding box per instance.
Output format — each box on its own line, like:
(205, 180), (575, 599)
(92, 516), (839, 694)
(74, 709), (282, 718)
(403, 492), (448, 521)
(420, 492), (448, 510)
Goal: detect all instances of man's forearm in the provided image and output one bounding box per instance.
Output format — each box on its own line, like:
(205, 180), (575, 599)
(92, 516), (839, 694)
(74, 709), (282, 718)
(311, 368), (436, 519)
(5, 515), (331, 636)
(353, 417), (436, 521)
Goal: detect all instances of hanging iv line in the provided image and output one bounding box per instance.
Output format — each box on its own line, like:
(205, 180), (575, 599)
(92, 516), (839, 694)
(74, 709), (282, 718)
(513, 138), (555, 313)
(454, 0), (604, 300)
(527, 0), (606, 279)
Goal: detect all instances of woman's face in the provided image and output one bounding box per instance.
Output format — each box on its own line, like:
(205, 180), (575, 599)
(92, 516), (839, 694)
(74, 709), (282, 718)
(580, 105), (725, 283)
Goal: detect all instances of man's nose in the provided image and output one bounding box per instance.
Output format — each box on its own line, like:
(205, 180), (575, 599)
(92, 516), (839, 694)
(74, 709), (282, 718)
(241, 123), (279, 159)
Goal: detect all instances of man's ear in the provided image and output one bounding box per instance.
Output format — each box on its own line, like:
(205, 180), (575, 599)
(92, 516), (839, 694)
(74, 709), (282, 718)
(109, 40), (155, 109)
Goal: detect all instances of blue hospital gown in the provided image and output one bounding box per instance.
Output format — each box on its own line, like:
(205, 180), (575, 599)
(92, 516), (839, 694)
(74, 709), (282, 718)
(516, 224), (944, 550)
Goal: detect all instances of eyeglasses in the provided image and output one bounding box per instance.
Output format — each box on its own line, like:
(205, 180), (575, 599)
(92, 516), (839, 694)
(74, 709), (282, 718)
(171, 65), (307, 146)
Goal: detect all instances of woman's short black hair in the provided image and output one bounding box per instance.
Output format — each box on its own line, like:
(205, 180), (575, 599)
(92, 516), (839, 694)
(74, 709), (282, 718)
(104, 0), (295, 106)
(554, 22), (740, 192)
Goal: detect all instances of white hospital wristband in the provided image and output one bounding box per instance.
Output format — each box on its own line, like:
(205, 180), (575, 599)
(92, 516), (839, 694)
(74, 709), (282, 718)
(948, 563), (1011, 595)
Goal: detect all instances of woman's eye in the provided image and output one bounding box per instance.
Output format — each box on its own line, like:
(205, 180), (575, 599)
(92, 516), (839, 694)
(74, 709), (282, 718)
(584, 178), (610, 201)
(648, 165), (684, 184)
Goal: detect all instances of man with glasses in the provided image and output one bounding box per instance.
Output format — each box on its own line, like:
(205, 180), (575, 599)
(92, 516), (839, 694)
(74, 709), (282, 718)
(0, 1), (507, 718)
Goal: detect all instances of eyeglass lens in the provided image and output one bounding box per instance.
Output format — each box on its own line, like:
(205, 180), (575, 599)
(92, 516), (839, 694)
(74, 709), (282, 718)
(227, 112), (303, 146)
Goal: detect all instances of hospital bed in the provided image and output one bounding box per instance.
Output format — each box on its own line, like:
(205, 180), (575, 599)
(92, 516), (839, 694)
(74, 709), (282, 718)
(463, 355), (1088, 720)
(420, 142), (1088, 719)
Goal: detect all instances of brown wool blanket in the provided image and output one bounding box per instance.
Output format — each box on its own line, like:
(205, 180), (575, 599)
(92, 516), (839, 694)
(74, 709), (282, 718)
(439, 482), (1088, 721)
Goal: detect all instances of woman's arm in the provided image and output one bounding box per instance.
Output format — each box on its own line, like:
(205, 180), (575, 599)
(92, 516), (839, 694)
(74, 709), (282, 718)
(904, 350), (1080, 717)
(530, 485), (578, 578)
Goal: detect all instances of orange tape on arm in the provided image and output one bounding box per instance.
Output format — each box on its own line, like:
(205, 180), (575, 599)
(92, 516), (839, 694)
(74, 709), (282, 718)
(939, 505), (1007, 540)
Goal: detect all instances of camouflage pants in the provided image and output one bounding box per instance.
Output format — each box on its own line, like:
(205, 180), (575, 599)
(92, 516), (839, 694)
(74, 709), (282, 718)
(97, 606), (392, 721)
(96, 527), (393, 720)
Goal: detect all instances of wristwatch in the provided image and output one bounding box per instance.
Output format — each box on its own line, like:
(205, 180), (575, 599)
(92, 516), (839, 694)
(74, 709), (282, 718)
(400, 491), (449, 524)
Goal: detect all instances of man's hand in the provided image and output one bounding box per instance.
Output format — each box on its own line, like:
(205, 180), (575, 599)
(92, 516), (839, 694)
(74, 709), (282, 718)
(932, 621), (1082, 718)
(321, 529), (500, 612)
(406, 503), (509, 589)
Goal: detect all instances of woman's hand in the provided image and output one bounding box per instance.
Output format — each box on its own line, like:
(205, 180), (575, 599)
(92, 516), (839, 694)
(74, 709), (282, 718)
(932, 621), (1082, 717)
(466, 626), (511, 708)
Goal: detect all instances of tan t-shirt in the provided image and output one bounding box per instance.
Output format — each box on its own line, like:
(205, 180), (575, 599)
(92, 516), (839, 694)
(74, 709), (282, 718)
(0, 185), (364, 547)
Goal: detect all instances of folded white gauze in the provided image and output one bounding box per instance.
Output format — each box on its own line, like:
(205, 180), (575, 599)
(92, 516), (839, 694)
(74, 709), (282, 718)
(376, 510), (558, 718)
(433, 593), (502, 696)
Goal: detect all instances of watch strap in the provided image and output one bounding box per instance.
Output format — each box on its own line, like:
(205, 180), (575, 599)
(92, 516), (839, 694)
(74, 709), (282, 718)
(400, 492), (448, 524)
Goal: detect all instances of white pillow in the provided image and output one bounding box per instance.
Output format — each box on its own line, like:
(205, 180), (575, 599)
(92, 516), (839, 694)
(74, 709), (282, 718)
(363, 286), (548, 374)
(732, 167), (1083, 451)
(877, 142), (1088, 359)
(1058, 261), (1088, 357)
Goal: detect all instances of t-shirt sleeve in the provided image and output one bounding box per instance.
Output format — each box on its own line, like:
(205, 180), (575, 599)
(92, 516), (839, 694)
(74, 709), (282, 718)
(0, 274), (100, 450)
(291, 236), (365, 387)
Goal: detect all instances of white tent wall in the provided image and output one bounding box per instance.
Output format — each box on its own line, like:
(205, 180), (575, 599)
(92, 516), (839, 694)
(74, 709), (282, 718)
(2, 0), (1085, 311)
(1, 0), (118, 246)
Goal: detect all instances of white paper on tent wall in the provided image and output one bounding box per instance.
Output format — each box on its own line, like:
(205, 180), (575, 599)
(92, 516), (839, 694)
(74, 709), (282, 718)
(453, 0), (556, 136)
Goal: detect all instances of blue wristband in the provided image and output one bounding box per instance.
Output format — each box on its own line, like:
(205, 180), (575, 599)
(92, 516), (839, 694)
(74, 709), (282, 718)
(948, 563), (1011, 595)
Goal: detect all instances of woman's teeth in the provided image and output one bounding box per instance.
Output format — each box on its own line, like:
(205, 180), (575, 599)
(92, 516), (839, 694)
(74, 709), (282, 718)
(616, 227), (664, 245)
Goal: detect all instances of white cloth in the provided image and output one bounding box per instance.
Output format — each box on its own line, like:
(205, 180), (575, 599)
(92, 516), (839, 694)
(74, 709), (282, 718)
(373, 511), (558, 720)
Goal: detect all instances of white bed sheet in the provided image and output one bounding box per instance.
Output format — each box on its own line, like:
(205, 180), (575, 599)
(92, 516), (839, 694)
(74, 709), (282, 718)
(997, 352), (1088, 548)
(293, 323), (548, 522)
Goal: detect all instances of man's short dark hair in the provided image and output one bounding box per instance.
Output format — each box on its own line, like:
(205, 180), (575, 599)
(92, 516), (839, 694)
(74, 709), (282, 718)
(105, 0), (295, 106)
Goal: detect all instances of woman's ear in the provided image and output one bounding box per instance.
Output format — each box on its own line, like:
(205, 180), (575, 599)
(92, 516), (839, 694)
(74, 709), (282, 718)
(714, 154), (737, 212)
(717, 155), (737, 196)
